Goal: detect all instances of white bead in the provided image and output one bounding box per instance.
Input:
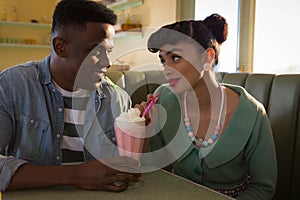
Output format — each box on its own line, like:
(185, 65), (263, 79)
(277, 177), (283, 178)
(188, 131), (194, 137)
(208, 138), (214, 144)
(184, 118), (190, 122)
(185, 121), (191, 126)
(195, 139), (203, 146)
(215, 125), (221, 131)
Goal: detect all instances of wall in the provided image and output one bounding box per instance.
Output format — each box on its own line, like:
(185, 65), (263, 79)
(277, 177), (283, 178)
(0, 0), (176, 71)
(0, 0), (57, 70)
(111, 0), (177, 71)
(0, 0), (56, 23)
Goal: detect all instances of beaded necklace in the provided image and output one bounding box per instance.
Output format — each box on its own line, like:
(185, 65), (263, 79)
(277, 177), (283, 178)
(183, 83), (225, 148)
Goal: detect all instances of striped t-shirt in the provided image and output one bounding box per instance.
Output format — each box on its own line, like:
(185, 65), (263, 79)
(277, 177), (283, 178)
(53, 81), (90, 165)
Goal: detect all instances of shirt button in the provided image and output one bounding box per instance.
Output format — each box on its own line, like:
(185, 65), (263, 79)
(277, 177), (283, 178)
(56, 156), (61, 161)
(56, 134), (61, 139)
(58, 108), (63, 112)
(30, 119), (34, 124)
(112, 137), (116, 142)
(52, 88), (55, 92)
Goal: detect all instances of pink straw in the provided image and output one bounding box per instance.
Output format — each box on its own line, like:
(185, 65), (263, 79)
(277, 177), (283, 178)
(142, 93), (161, 117)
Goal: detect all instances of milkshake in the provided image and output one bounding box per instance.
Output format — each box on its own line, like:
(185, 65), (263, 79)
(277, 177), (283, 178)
(114, 108), (146, 161)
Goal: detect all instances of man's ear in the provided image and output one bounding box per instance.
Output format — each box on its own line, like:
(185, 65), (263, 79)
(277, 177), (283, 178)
(52, 37), (67, 57)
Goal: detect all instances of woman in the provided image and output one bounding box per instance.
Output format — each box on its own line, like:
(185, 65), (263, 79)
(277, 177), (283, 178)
(139, 14), (277, 199)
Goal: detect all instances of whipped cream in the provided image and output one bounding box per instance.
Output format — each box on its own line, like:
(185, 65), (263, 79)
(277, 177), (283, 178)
(117, 108), (145, 123)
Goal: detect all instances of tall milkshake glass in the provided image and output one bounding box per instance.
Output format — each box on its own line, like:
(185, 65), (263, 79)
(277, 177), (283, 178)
(114, 108), (146, 188)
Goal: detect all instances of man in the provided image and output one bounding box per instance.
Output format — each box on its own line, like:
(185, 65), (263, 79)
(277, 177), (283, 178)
(0, 0), (139, 192)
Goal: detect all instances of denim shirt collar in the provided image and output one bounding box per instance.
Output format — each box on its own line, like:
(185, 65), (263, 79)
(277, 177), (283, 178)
(38, 55), (52, 85)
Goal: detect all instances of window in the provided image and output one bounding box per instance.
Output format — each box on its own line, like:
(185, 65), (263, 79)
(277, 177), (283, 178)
(253, 0), (300, 73)
(195, 0), (239, 72)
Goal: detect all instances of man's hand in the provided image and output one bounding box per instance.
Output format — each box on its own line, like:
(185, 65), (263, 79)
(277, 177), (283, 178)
(71, 157), (141, 192)
(7, 157), (140, 192)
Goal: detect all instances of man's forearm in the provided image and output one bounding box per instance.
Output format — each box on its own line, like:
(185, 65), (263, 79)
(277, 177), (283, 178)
(7, 163), (75, 190)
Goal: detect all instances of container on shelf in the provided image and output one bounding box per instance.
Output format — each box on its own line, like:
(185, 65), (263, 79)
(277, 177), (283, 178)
(11, 5), (17, 21)
(0, 5), (7, 21)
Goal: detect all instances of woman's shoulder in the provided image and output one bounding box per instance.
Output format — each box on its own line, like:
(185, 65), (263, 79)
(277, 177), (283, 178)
(154, 84), (180, 104)
(155, 84), (177, 97)
(223, 83), (266, 114)
(155, 84), (173, 93)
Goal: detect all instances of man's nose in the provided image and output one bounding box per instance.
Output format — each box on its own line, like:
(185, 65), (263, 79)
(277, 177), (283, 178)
(100, 51), (111, 68)
(107, 58), (112, 69)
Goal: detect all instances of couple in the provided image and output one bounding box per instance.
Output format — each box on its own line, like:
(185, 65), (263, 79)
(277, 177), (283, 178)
(0, 0), (277, 199)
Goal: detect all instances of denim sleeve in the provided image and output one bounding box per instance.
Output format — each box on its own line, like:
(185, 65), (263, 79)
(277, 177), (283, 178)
(0, 74), (28, 191)
(0, 105), (28, 191)
(0, 156), (28, 191)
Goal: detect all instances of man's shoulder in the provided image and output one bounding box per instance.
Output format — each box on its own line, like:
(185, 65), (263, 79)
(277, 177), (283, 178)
(0, 61), (43, 91)
(0, 61), (40, 78)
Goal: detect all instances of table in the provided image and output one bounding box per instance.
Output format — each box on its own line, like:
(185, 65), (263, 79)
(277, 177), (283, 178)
(2, 170), (233, 200)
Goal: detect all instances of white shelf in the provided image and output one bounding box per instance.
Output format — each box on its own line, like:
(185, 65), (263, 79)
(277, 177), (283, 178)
(107, 0), (143, 12)
(0, 20), (51, 29)
(115, 31), (142, 39)
(0, 43), (50, 49)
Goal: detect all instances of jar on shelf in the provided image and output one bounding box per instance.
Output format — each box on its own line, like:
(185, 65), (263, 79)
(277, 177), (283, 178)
(10, 5), (17, 21)
(0, 5), (7, 21)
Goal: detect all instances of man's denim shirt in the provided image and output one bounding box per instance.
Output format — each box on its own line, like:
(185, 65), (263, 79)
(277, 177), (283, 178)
(0, 55), (131, 191)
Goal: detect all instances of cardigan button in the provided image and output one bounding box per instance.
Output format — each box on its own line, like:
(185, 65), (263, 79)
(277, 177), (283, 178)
(194, 167), (201, 175)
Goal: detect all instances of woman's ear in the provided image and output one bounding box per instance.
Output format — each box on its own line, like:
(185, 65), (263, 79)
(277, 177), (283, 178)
(205, 48), (215, 65)
(202, 48), (216, 71)
(52, 37), (67, 57)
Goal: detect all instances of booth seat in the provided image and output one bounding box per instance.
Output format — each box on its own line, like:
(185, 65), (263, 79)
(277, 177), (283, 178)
(105, 70), (300, 200)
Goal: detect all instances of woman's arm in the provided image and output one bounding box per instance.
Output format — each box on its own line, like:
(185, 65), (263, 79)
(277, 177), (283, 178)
(238, 113), (277, 200)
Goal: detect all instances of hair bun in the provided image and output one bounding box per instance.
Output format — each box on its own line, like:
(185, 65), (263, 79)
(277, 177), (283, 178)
(203, 13), (228, 44)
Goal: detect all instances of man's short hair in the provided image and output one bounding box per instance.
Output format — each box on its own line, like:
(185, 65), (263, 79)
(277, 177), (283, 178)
(51, 0), (117, 33)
